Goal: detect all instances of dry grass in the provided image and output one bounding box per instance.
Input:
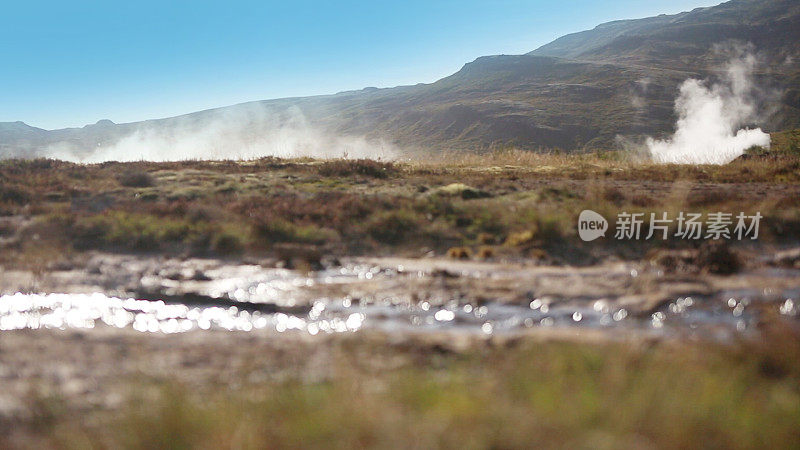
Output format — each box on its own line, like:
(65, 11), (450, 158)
(7, 324), (800, 449)
(1, 149), (800, 268)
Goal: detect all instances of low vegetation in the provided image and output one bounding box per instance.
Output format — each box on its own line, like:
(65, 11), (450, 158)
(1, 141), (799, 448)
(6, 323), (800, 449)
(1, 139), (800, 269)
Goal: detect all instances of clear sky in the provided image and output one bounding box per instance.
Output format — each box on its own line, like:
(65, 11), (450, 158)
(1, 0), (720, 130)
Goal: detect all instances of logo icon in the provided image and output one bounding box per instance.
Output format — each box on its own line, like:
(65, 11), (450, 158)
(578, 210), (608, 241)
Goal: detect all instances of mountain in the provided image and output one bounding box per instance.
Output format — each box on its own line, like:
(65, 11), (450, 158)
(2, 0), (799, 159)
(530, 0), (800, 69)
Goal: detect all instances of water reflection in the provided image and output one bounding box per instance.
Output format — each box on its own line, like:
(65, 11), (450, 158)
(0, 293), (366, 334)
(0, 262), (797, 337)
(1, 289), (793, 337)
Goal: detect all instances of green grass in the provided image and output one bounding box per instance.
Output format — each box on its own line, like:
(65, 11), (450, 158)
(69, 212), (218, 252)
(253, 217), (339, 246)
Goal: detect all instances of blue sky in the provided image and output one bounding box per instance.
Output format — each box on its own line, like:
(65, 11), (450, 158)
(1, 0), (719, 129)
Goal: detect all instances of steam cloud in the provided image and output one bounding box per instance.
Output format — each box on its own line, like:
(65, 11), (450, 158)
(46, 104), (398, 162)
(647, 49), (770, 164)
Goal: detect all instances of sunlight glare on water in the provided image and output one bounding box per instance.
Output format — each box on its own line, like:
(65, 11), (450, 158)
(0, 262), (796, 337)
(0, 292), (364, 334)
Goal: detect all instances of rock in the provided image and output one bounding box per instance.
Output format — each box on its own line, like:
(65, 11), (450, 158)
(430, 183), (491, 200)
(648, 248), (695, 273)
(650, 243), (741, 275)
(46, 260), (75, 271)
(696, 241), (741, 275)
(771, 247), (800, 268)
(190, 270), (211, 281)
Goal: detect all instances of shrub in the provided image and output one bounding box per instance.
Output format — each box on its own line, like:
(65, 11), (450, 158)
(235, 192), (380, 235)
(212, 232), (244, 255)
(117, 170), (155, 187)
(466, 207), (508, 236)
(505, 228), (537, 247)
(71, 215), (112, 250)
(316, 159), (396, 179)
(477, 233), (496, 245)
(365, 210), (422, 245)
(72, 212), (212, 252)
(0, 184), (32, 205)
(253, 218), (336, 245)
(602, 187), (625, 205)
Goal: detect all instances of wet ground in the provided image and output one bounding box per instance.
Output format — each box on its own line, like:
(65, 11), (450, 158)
(2, 253), (799, 339)
(1, 252), (799, 419)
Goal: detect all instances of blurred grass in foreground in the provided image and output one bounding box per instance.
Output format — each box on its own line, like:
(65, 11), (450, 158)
(13, 323), (800, 449)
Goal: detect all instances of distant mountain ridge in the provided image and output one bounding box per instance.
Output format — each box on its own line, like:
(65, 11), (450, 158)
(2, 0), (799, 158)
(531, 0), (800, 67)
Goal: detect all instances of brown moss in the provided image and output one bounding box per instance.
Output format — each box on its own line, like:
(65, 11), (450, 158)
(447, 247), (472, 259)
(476, 246), (495, 259)
(505, 228), (537, 247)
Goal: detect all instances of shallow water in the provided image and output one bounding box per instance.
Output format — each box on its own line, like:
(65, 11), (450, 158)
(0, 291), (792, 338)
(1, 261), (797, 338)
(0, 284), (798, 336)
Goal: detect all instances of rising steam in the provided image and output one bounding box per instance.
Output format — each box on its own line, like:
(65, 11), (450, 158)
(647, 49), (770, 164)
(46, 104), (398, 162)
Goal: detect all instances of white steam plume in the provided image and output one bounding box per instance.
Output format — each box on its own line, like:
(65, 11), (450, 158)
(46, 104), (398, 162)
(647, 49), (770, 164)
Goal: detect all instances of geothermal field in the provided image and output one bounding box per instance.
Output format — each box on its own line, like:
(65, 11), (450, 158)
(1, 150), (800, 446)
(1, 0), (800, 448)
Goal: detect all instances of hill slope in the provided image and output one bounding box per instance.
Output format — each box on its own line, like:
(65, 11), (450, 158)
(531, 0), (800, 69)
